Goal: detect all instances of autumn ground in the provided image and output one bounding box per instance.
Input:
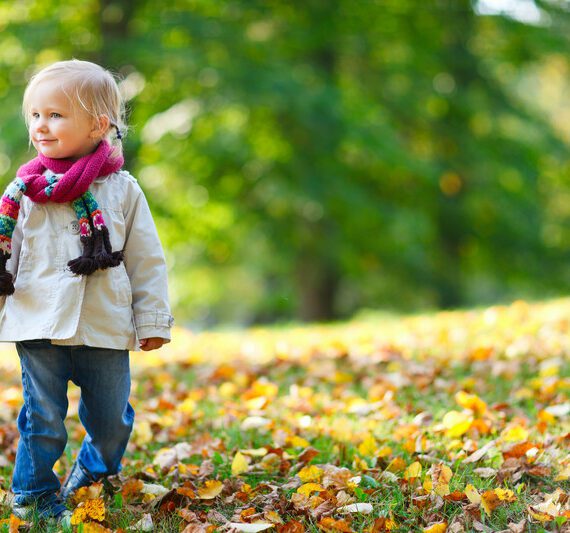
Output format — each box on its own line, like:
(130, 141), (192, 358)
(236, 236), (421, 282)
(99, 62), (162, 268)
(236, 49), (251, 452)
(0, 299), (568, 533)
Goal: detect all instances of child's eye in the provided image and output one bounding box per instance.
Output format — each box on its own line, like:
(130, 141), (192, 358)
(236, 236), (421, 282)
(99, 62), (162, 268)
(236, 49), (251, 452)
(31, 112), (39, 119)
(50, 113), (62, 118)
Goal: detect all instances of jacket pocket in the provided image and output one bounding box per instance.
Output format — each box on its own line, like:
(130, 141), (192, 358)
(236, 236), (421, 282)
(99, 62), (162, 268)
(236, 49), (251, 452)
(111, 264), (132, 307)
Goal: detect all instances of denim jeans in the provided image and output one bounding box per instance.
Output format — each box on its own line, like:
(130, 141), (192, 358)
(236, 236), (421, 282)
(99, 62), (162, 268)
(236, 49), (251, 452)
(12, 340), (134, 502)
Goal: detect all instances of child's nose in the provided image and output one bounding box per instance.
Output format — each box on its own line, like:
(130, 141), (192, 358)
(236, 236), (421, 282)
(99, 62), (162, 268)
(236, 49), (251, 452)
(33, 117), (48, 132)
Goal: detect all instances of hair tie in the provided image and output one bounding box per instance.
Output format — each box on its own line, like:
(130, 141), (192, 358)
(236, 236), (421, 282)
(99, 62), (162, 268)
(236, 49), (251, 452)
(111, 122), (123, 141)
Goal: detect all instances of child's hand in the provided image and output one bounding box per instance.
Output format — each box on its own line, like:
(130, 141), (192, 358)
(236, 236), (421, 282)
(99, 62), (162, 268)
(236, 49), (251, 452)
(139, 337), (167, 351)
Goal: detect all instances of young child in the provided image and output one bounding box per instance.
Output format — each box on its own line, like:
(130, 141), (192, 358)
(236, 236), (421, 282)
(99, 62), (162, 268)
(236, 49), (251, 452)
(0, 59), (173, 522)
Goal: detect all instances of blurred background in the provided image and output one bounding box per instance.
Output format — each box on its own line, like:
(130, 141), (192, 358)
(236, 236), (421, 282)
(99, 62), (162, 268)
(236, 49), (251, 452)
(0, 0), (569, 328)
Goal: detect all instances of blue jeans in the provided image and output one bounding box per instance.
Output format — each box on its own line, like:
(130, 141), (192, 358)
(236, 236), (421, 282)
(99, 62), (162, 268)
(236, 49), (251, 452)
(12, 340), (134, 502)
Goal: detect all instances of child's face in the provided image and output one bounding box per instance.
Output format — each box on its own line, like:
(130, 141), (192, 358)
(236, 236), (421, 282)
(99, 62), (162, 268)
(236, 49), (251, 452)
(27, 79), (98, 160)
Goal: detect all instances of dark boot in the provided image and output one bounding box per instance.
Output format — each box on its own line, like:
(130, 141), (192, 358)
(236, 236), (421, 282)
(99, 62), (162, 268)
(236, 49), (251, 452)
(59, 462), (98, 501)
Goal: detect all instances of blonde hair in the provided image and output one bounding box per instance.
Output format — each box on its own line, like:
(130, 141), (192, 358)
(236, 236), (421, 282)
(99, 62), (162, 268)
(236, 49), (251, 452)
(22, 59), (126, 150)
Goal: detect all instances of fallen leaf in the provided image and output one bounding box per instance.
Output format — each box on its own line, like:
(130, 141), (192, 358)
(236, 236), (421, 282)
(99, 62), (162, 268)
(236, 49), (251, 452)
(442, 411), (472, 438)
(232, 451), (250, 476)
(337, 503), (373, 514)
(229, 523), (275, 532)
(297, 483), (325, 497)
(404, 461), (422, 480)
(317, 517), (352, 532)
(423, 523), (447, 533)
(198, 480), (223, 499)
(297, 465), (323, 483)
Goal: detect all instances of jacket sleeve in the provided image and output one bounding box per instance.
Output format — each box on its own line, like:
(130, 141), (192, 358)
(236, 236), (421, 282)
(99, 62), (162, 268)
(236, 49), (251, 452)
(122, 179), (174, 342)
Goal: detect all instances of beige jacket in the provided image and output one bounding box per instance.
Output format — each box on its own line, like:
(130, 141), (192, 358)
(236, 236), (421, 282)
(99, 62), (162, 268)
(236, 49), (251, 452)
(0, 169), (173, 351)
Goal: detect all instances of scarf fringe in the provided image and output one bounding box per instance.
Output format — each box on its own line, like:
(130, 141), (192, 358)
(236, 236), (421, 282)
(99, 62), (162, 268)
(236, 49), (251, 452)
(67, 227), (124, 275)
(67, 236), (97, 275)
(0, 254), (15, 295)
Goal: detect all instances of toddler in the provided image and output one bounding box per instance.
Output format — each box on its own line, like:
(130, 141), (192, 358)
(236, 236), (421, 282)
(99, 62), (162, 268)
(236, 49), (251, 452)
(0, 59), (173, 522)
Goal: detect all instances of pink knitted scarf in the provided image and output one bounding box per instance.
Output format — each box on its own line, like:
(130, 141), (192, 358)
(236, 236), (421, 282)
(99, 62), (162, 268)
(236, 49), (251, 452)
(16, 140), (123, 202)
(0, 141), (124, 295)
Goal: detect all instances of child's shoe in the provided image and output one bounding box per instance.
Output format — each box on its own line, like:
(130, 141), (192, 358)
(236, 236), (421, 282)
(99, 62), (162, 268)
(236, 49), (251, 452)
(12, 491), (71, 524)
(59, 461), (98, 501)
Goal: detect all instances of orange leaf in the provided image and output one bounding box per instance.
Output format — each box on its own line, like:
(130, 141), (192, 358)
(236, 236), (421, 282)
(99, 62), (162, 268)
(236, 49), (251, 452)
(444, 491), (467, 502)
(276, 520), (306, 533)
(455, 391), (487, 415)
(481, 490), (501, 516)
(177, 486), (197, 498)
(367, 517), (398, 532)
(121, 478), (144, 498)
(502, 441), (536, 460)
(317, 517), (352, 532)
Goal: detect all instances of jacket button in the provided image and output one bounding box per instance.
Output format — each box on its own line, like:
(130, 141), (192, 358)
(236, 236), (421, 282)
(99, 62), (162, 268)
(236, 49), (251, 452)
(68, 220), (80, 234)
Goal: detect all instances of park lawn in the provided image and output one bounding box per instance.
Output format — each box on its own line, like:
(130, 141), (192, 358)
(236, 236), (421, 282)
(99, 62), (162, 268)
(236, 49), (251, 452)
(0, 298), (568, 532)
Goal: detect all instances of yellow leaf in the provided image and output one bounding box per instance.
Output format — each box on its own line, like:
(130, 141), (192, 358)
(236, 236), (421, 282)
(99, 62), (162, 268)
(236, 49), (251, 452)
(494, 488), (516, 502)
(464, 484), (481, 504)
(288, 436), (310, 448)
(455, 391), (487, 415)
(358, 435), (377, 457)
(555, 465), (570, 481)
(377, 446), (392, 458)
(297, 483), (325, 497)
(431, 463), (452, 496)
(198, 480), (223, 499)
(298, 465), (323, 483)
(179, 397), (196, 414)
(501, 425), (529, 442)
(442, 410), (472, 438)
(435, 483), (450, 497)
(386, 457), (406, 473)
(423, 478), (433, 492)
(71, 498), (106, 525)
(232, 451), (249, 476)
(528, 507), (555, 522)
(404, 461), (422, 480)
(423, 523), (447, 533)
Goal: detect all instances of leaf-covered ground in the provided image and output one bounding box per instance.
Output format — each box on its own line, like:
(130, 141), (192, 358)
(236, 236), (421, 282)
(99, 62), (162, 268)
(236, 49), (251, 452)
(0, 299), (568, 532)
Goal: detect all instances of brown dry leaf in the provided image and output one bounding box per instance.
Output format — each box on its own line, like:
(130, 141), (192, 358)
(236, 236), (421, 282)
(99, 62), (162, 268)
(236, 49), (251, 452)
(181, 524), (209, 533)
(504, 519), (526, 533)
(298, 447), (320, 463)
(527, 465), (552, 477)
(462, 440), (497, 464)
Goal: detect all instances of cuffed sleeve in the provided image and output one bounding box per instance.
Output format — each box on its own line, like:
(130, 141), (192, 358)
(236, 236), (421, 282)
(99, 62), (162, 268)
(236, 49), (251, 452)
(134, 311), (174, 342)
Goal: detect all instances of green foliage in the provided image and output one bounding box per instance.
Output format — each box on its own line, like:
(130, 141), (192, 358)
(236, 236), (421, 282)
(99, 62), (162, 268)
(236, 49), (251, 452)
(1, 1), (570, 324)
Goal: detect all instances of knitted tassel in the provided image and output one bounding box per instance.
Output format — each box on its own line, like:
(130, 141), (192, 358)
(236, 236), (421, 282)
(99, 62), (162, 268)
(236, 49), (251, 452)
(92, 228), (114, 269)
(0, 253), (15, 295)
(67, 235), (97, 275)
(102, 225), (124, 266)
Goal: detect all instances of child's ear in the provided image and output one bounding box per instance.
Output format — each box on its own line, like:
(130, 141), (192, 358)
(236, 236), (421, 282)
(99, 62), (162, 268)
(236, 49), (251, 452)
(91, 115), (110, 139)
